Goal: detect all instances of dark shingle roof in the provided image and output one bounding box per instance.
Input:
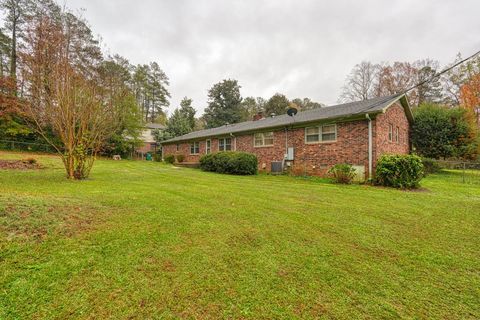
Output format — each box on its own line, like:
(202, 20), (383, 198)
(163, 94), (410, 143)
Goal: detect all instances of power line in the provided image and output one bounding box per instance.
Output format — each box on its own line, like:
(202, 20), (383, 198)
(403, 49), (480, 93)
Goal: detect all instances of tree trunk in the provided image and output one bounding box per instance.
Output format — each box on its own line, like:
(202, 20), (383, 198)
(10, 19), (17, 82)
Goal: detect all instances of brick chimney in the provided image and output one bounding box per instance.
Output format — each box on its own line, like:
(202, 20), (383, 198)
(253, 112), (264, 121)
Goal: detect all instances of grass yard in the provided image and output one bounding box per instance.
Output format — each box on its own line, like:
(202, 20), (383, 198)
(1, 151), (479, 319)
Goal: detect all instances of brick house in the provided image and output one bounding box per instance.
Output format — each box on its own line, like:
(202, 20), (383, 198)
(161, 94), (413, 180)
(136, 123), (165, 154)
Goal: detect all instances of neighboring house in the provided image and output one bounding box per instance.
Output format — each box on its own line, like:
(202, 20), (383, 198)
(136, 123), (166, 154)
(162, 94), (412, 179)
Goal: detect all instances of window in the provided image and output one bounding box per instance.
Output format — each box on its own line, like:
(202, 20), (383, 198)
(176, 144), (179, 151)
(206, 139), (211, 154)
(388, 124), (393, 142)
(219, 138), (232, 151)
(305, 124), (337, 143)
(321, 125), (336, 141)
(254, 132), (274, 147)
(395, 126), (399, 143)
(190, 141), (200, 154)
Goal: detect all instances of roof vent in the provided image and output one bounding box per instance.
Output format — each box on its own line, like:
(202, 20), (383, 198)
(270, 113), (276, 118)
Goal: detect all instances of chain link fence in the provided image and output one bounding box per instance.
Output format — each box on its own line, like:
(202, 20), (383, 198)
(432, 160), (480, 184)
(0, 140), (57, 153)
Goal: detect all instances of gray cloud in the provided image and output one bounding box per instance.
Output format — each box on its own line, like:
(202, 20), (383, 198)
(67, 0), (479, 114)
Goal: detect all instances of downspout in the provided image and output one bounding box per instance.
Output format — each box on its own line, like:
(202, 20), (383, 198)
(366, 114), (373, 181)
(283, 127), (288, 168)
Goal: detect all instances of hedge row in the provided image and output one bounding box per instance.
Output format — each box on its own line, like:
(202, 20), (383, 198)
(200, 151), (258, 175)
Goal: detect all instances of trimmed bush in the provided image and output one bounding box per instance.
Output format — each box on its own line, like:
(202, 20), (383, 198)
(375, 154), (424, 189)
(421, 158), (441, 176)
(200, 151), (257, 175)
(328, 164), (356, 184)
(163, 154), (175, 164)
(176, 154), (185, 163)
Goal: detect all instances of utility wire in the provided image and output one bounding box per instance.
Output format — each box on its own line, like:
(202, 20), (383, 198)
(361, 49), (480, 113)
(403, 49), (480, 93)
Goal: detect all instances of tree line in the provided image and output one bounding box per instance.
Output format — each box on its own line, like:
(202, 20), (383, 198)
(340, 57), (480, 159)
(157, 79), (325, 142)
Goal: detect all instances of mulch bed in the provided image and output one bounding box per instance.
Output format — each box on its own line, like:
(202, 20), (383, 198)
(0, 159), (41, 170)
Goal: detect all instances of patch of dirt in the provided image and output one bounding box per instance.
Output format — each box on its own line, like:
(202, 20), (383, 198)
(162, 260), (176, 272)
(0, 197), (106, 242)
(0, 159), (42, 170)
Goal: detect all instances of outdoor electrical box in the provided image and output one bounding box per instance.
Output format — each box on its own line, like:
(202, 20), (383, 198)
(285, 147), (294, 161)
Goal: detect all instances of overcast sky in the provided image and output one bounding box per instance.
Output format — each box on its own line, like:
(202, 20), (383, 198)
(67, 0), (479, 114)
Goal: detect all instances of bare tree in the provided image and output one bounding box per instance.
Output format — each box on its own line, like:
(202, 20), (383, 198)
(442, 53), (480, 106)
(375, 62), (418, 104)
(340, 61), (379, 102)
(18, 14), (118, 179)
(413, 59), (443, 105)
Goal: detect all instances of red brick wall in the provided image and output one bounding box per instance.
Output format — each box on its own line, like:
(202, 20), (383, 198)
(162, 104), (411, 178)
(373, 102), (410, 166)
(136, 143), (156, 154)
(162, 121), (370, 177)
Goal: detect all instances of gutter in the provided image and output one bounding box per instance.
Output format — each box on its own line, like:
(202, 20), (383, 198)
(161, 112), (381, 145)
(365, 114), (373, 181)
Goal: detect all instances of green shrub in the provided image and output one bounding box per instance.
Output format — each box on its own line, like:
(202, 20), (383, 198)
(375, 154), (424, 189)
(328, 164), (356, 184)
(163, 154), (175, 164)
(176, 154), (185, 163)
(421, 158), (441, 176)
(199, 153), (215, 171)
(200, 151), (257, 175)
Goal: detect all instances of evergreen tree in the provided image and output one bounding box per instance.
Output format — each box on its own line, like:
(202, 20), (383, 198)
(0, 0), (30, 80)
(204, 79), (243, 128)
(412, 103), (479, 159)
(0, 28), (10, 77)
(165, 97), (196, 137)
(264, 93), (290, 116)
(240, 96), (265, 120)
(133, 63), (170, 123)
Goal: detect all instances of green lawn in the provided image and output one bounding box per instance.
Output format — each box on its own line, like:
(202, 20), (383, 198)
(1, 152), (479, 319)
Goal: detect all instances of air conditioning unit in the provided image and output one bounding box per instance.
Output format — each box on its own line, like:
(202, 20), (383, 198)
(271, 161), (283, 174)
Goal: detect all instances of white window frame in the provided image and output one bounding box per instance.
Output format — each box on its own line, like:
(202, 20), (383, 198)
(218, 137), (232, 151)
(206, 139), (211, 154)
(190, 141), (200, 155)
(254, 132), (274, 147)
(388, 124), (393, 142)
(304, 124), (337, 144)
(395, 126), (400, 143)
